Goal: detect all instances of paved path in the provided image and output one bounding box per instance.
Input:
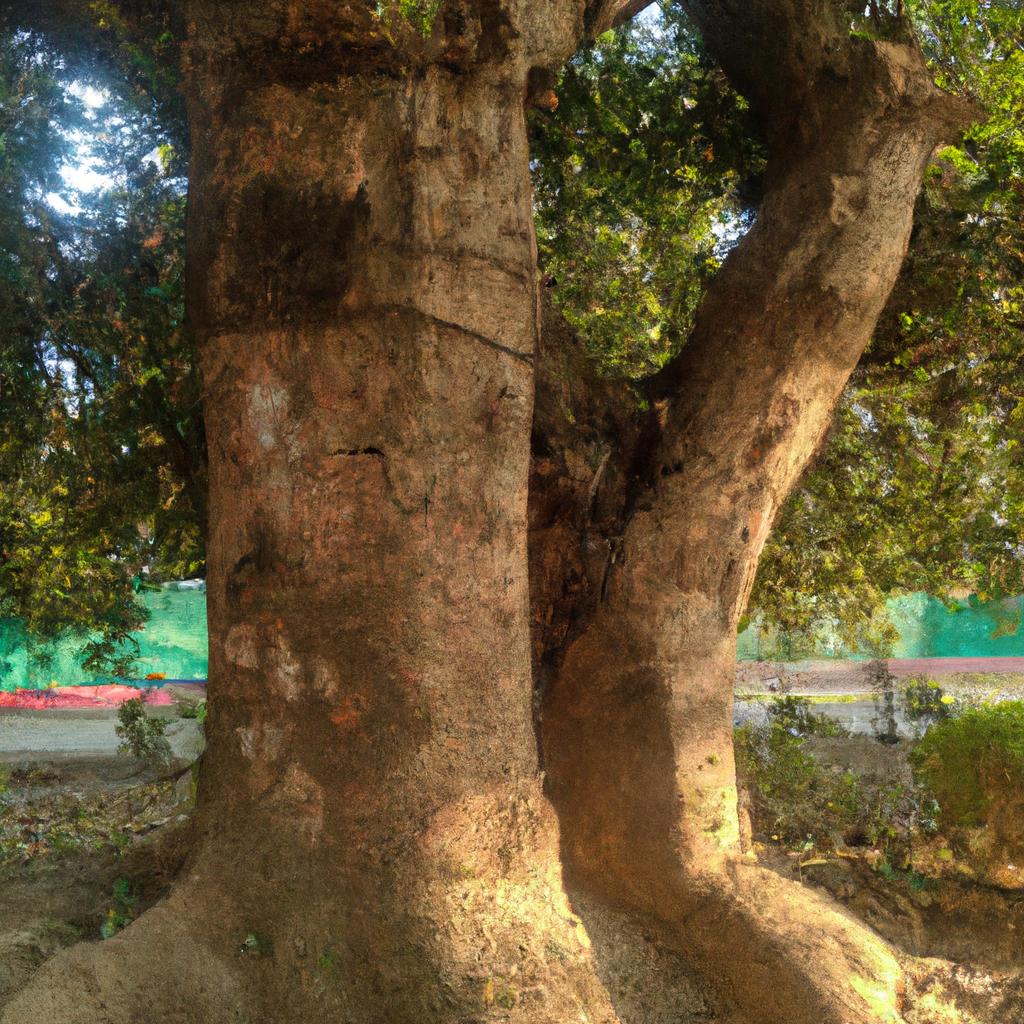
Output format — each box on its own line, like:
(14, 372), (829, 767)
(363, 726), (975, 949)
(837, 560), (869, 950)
(888, 656), (1024, 676)
(737, 657), (1024, 694)
(0, 710), (203, 761)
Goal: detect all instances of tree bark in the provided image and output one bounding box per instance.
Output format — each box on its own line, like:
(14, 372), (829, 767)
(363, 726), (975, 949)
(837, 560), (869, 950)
(0, 2), (657, 1023)
(538, 7), (975, 1024)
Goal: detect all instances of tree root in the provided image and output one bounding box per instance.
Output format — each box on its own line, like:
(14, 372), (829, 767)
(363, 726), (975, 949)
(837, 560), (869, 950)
(6, 838), (1019, 1024)
(0, 890), (253, 1024)
(568, 859), (912, 1024)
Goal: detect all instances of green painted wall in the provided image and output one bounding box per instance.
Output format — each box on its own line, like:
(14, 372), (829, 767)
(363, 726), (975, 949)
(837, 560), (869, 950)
(737, 593), (1024, 661)
(0, 583), (207, 691)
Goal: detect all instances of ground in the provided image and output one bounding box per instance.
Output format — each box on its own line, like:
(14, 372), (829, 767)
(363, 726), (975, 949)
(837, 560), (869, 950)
(0, 698), (200, 1004)
(2, 682), (1024, 1023)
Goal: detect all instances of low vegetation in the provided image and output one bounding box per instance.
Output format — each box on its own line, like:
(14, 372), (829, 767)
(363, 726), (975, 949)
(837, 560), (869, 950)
(100, 877), (138, 940)
(177, 698), (207, 728)
(911, 701), (1024, 828)
(0, 771), (174, 871)
(736, 699), (921, 858)
(115, 698), (172, 767)
(738, 693), (1024, 889)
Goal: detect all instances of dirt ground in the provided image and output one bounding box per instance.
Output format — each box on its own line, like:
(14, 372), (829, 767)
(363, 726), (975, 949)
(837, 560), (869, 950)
(0, 737), (196, 1009)
(2, 711), (1024, 1022)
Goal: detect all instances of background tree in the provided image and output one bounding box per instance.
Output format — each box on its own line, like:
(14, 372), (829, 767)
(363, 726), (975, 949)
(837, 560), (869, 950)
(0, 25), (201, 677)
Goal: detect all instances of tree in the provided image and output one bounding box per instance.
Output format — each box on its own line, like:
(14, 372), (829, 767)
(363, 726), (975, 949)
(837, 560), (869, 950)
(0, 24), (202, 677)
(0, 2), (978, 1024)
(529, 3), (1024, 657)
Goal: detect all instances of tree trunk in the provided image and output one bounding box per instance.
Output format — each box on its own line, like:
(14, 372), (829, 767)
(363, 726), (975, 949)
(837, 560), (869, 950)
(0, 3), (979, 1024)
(539, 9), (975, 1024)
(0, 3), (652, 1023)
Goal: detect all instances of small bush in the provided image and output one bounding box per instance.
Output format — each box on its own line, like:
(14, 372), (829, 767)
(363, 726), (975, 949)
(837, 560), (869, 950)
(100, 877), (137, 939)
(767, 696), (850, 738)
(910, 701), (1024, 827)
(736, 721), (919, 856)
(737, 723), (856, 848)
(116, 698), (172, 767)
(178, 698), (207, 728)
(900, 677), (954, 731)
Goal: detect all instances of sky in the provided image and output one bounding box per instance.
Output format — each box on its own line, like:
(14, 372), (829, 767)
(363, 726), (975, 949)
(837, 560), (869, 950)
(47, 82), (113, 214)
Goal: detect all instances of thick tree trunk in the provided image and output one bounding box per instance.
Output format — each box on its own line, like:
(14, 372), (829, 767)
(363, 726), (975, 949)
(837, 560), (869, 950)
(184, 42), (594, 1024)
(539, 10), (975, 1024)
(0, 3), (653, 1023)
(0, 4), (980, 1024)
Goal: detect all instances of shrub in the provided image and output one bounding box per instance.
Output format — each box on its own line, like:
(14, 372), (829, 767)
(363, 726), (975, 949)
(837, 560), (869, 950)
(116, 698), (172, 767)
(910, 701), (1024, 827)
(900, 677), (954, 732)
(100, 877), (137, 939)
(737, 722), (856, 848)
(736, 720), (919, 856)
(766, 695), (850, 738)
(178, 698), (207, 728)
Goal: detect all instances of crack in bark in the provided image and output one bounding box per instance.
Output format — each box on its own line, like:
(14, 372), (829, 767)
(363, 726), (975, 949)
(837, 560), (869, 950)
(330, 447), (385, 459)
(379, 305), (535, 364)
(376, 241), (535, 290)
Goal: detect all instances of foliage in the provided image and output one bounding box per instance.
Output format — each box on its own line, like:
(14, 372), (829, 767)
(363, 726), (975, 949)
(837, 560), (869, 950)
(910, 700), (1024, 826)
(100, 876), (137, 939)
(115, 698), (172, 766)
(754, 0), (1024, 643)
(767, 696), (850, 738)
(0, 766), (174, 870)
(0, 26), (203, 675)
(178, 698), (207, 727)
(534, 3), (1024, 646)
(530, 9), (763, 377)
(736, 720), (923, 857)
(736, 723), (861, 849)
(899, 676), (954, 731)
(2, 0), (1023, 663)
(375, 0), (442, 37)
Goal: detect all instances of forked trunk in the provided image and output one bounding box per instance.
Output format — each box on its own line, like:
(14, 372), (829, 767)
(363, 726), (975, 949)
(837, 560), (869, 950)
(0, 4), (978, 1024)
(539, 12), (974, 1024)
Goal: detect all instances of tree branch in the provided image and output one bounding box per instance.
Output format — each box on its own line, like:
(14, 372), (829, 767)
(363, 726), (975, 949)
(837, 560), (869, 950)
(680, 0), (976, 154)
(586, 0), (656, 38)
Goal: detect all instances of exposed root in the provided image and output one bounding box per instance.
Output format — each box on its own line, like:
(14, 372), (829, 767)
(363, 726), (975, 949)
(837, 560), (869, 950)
(0, 892), (253, 1024)
(567, 858), (912, 1024)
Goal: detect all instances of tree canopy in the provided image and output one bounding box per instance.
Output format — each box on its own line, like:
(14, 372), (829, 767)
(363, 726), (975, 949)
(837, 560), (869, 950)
(0, 25), (199, 674)
(1, 0), (1023, 671)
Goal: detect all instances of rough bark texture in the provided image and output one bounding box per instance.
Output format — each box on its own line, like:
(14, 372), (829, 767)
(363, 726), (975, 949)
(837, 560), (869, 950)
(0, 2), (663, 1023)
(0, 2), (980, 1023)
(537, 6), (976, 1024)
